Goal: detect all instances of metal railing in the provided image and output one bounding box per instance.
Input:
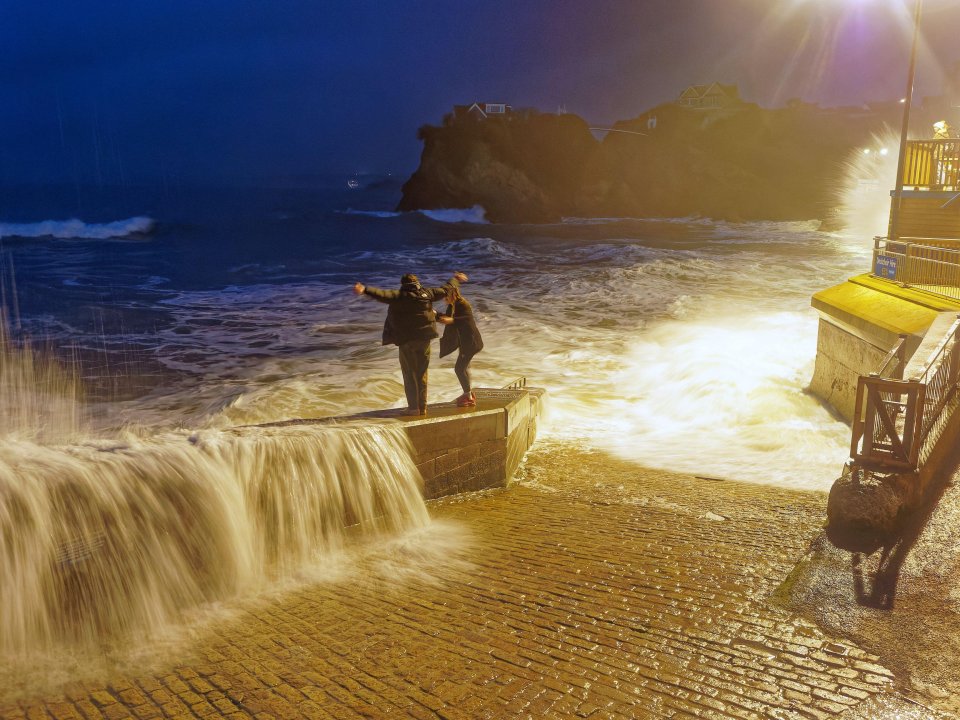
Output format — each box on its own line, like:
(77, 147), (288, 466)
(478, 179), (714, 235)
(902, 139), (960, 191)
(915, 319), (960, 461)
(502, 377), (527, 390)
(850, 316), (960, 471)
(872, 237), (960, 302)
(876, 334), (909, 379)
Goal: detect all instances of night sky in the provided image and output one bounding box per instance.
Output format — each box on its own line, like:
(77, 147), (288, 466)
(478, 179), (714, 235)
(2, 0), (958, 186)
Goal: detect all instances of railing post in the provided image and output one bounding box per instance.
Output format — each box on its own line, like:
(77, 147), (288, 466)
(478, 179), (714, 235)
(896, 333), (908, 379)
(953, 315), (960, 387)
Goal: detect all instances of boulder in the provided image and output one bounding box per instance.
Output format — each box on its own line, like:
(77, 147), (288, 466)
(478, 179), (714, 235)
(826, 465), (909, 553)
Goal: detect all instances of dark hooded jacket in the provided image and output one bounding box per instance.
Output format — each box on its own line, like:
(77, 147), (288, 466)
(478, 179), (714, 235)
(363, 277), (459, 346)
(439, 296), (484, 358)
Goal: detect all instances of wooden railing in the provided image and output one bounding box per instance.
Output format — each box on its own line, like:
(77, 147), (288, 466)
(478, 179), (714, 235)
(850, 317), (960, 471)
(902, 139), (960, 191)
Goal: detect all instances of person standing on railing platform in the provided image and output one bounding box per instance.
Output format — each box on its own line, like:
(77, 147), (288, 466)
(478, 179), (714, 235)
(436, 283), (484, 407)
(353, 271), (467, 416)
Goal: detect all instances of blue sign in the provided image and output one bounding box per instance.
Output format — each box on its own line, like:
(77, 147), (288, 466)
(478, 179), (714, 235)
(875, 254), (898, 280)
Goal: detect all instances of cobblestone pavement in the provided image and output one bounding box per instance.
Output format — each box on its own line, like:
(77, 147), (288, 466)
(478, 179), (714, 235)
(0, 444), (935, 719)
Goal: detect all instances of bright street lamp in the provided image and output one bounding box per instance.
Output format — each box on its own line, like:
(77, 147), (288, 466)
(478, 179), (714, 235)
(889, 0), (923, 241)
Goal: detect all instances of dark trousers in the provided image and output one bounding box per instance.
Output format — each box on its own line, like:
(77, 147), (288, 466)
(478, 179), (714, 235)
(399, 339), (431, 411)
(455, 351), (476, 394)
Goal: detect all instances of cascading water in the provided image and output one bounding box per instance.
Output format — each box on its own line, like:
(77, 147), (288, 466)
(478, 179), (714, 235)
(0, 422), (429, 653)
(0, 287), (431, 655)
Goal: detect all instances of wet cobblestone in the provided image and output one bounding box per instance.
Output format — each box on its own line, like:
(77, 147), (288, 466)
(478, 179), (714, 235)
(0, 444), (931, 719)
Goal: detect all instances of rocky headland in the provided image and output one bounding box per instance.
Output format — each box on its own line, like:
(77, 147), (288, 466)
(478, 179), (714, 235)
(398, 101), (902, 224)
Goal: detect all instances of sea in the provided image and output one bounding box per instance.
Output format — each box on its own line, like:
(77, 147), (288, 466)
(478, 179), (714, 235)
(0, 172), (887, 661)
(0, 177), (876, 487)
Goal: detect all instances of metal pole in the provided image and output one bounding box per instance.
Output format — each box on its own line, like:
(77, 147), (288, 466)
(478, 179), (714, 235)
(889, 0), (923, 241)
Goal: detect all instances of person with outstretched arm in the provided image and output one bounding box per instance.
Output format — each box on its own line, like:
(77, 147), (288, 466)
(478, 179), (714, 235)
(436, 283), (484, 407)
(353, 271), (468, 416)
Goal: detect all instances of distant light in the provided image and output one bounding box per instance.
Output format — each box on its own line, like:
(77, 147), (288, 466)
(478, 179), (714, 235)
(863, 148), (871, 154)
(900, 98), (907, 103)
(879, 148), (889, 155)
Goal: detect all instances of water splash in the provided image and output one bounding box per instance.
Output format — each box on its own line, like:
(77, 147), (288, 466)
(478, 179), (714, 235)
(0, 315), (85, 444)
(835, 129), (900, 239)
(567, 310), (849, 488)
(0, 422), (428, 653)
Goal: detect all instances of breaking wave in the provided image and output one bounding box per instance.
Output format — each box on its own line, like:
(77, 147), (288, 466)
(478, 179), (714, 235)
(340, 206), (488, 223)
(0, 216), (155, 241)
(420, 205), (488, 224)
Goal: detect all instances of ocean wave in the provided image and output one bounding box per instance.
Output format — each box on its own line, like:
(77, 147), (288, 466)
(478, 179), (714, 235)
(561, 215), (824, 237)
(420, 206), (488, 224)
(433, 237), (526, 260)
(339, 206), (488, 224)
(0, 217), (155, 241)
(561, 215), (702, 225)
(341, 209), (403, 219)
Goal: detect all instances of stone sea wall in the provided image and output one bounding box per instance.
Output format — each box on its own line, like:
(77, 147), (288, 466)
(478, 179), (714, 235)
(405, 387), (543, 499)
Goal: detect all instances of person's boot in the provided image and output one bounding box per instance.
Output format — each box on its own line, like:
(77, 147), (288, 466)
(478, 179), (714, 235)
(456, 392), (476, 407)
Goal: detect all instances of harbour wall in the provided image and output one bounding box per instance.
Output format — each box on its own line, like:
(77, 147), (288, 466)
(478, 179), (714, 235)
(276, 386), (546, 500)
(810, 273), (960, 421)
(404, 387), (544, 499)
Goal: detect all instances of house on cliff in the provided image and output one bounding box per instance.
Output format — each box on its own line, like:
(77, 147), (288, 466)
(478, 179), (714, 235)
(453, 102), (513, 120)
(677, 83), (741, 110)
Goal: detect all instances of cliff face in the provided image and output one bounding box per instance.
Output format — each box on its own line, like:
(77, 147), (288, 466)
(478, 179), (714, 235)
(398, 112), (596, 223)
(398, 104), (897, 224)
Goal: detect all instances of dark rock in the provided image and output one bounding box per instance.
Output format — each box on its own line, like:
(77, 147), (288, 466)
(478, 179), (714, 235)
(399, 103), (903, 224)
(826, 465), (907, 553)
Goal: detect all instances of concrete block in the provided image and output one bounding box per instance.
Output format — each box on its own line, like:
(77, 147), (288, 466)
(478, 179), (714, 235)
(477, 444), (506, 474)
(458, 443), (481, 465)
(504, 394), (531, 436)
(434, 450), (460, 475)
(290, 387), (545, 501)
(506, 419), (531, 479)
(404, 410), (503, 456)
(810, 319), (888, 422)
(415, 459), (435, 482)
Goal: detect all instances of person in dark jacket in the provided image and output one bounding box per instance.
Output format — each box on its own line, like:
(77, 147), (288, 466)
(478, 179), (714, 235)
(353, 271), (467, 416)
(437, 283), (484, 407)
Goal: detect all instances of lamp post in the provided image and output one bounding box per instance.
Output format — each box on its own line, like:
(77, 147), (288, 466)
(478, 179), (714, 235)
(888, 0), (923, 241)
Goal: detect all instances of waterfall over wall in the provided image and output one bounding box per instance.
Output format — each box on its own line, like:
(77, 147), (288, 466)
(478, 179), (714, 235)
(0, 422), (428, 653)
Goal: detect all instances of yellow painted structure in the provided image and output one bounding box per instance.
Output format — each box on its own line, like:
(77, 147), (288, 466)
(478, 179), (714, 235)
(810, 273), (960, 422)
(896, 193), (960, 241)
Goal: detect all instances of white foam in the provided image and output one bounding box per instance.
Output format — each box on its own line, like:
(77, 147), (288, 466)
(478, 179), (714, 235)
(341, 209), (403, 218)
(0, 216), (155, 241)
(420, 205), (488, 224)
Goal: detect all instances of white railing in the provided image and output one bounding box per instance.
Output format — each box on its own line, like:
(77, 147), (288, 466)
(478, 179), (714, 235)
(872, 237), (960, 302)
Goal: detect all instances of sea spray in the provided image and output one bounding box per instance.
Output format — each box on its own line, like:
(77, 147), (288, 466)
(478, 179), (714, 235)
(0, 317), (84, 444)
(0, 422), (428, 653)
(835, 129), (900, 238)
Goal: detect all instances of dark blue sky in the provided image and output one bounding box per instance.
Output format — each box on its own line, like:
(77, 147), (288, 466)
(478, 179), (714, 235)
(2, 0), (958, 186)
